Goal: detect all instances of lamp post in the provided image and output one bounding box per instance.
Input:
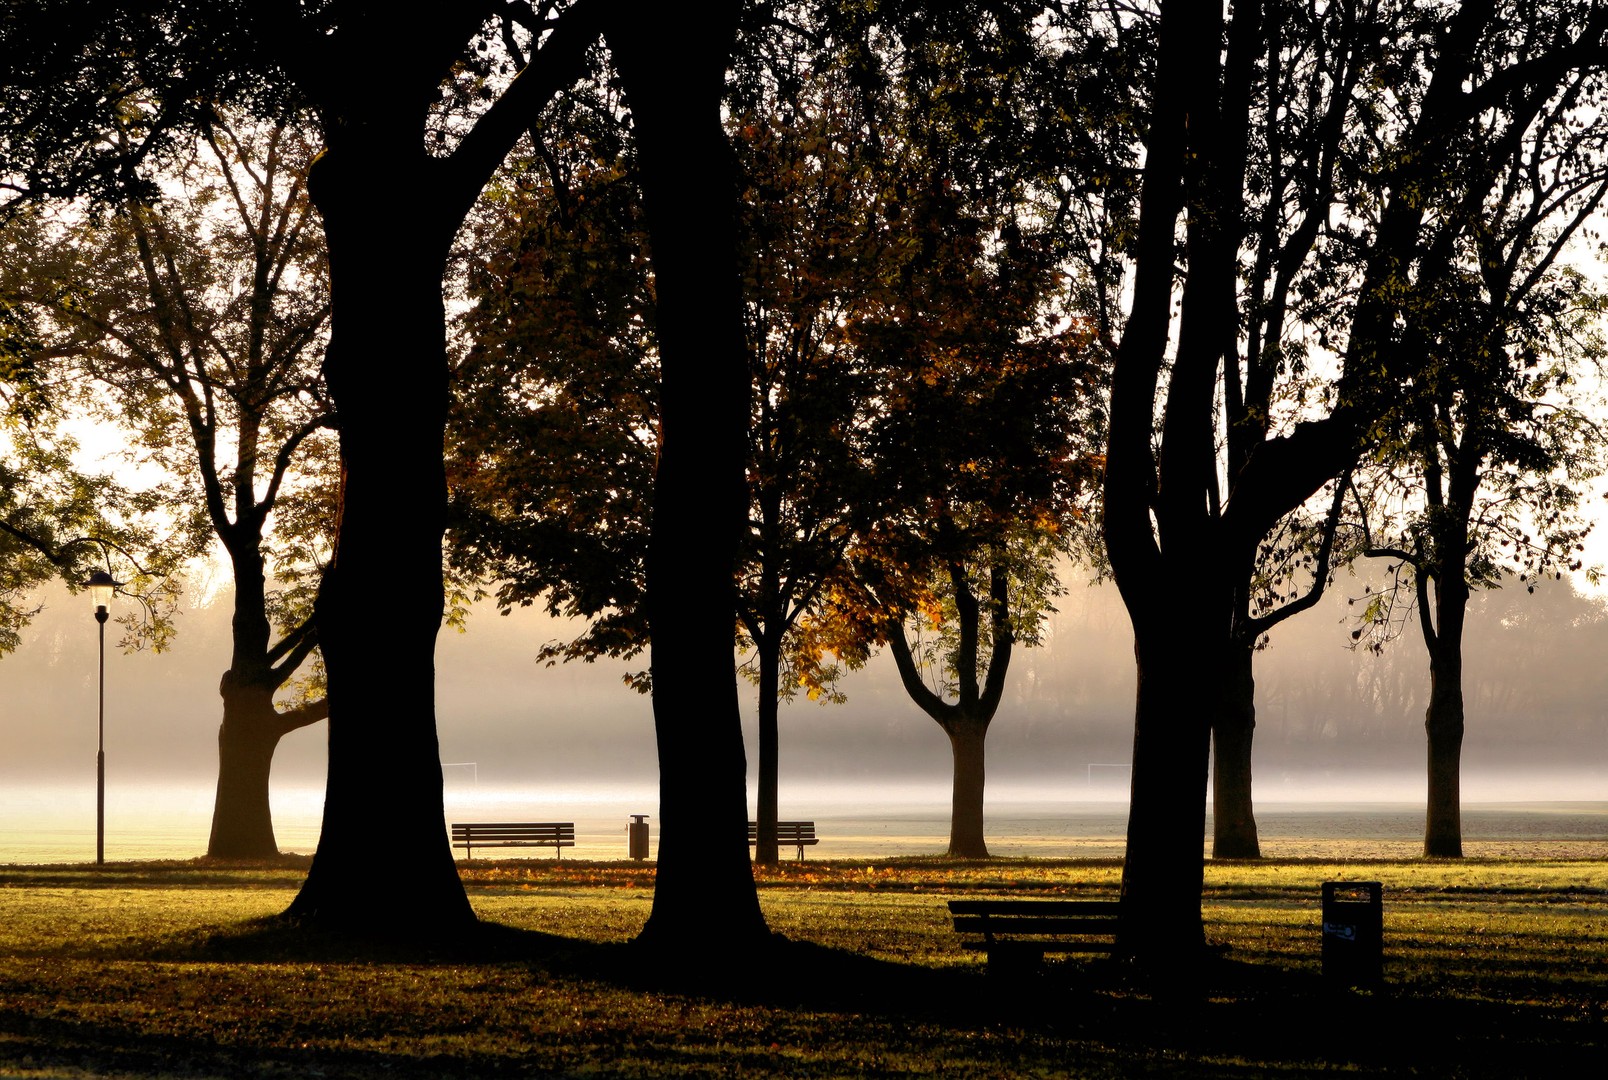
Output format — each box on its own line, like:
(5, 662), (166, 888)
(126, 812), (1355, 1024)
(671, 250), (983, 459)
(86, 571), (121, 866)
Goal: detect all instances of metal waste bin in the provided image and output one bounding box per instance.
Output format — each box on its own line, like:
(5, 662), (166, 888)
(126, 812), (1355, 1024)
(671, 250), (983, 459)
(628, 814), (650, 861)
(1322, 880), (1383, 986)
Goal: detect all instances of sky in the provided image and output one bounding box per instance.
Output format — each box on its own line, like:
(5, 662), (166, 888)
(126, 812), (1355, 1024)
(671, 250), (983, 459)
(3, 553), (1605, 807)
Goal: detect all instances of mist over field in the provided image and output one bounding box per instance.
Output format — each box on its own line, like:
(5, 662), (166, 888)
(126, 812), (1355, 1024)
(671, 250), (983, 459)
(3, 560), (1604, 804)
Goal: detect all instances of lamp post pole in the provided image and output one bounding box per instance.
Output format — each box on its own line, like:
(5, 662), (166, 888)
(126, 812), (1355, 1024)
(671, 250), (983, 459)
(86, 571), (120, 867)
(96, 602), (106, 865)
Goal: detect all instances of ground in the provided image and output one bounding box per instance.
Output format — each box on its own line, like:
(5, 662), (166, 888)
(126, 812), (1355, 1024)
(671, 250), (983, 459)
(0, 855), (1603, 1077)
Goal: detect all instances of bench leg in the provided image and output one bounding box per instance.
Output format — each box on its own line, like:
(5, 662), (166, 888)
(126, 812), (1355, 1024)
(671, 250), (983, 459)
(986, 944), (1045, 979)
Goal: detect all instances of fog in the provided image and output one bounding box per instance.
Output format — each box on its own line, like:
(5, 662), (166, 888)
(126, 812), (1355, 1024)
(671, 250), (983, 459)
(2, 561), (1606, 804)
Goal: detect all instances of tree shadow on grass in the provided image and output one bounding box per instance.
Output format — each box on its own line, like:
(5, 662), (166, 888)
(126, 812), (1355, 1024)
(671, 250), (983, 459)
(72, 916), (1607, 1078)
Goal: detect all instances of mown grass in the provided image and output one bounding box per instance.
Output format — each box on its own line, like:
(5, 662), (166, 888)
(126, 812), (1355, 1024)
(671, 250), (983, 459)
(0, 855), (1603, 1078)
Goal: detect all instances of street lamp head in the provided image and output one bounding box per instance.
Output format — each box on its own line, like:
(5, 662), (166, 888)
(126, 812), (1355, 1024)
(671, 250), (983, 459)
(84, 571), (122, 620)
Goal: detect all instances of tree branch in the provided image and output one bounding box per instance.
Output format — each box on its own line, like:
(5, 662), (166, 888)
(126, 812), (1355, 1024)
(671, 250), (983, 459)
(441, 0), (606, 224)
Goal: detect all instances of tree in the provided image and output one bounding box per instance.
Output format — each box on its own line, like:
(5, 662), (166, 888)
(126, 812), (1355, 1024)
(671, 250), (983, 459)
(832, 201), (1097, 860)
(0, 1), (238, 215)
(724, 14), (956, 866)
(226, 0), (604, 930)
(1348, 88), (1608, 854)
(858, 531), (1076, 857)
(451, 33), (844, 875)
(1, 115), (338, 859)
(451, 13), (881, 869)
(2, 0), (609, 931)
(607, 1), (771, 955)
(737, 0), (1105, 861)
(1099, 0), (1608, 958)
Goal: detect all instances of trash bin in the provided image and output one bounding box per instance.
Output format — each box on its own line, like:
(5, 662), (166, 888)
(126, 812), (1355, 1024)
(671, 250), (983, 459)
(628, 814), (650, 861)
(1322, 880), (1383, 986)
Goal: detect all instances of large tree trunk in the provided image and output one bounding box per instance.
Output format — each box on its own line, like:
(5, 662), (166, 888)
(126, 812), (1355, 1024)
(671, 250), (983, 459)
(945, 718), (989, 858)
(1118, 626), (1213, 962)
(1210, 642), (1262, 859)
(283, 143), (473, 933)
(206, 682), (286, 859)
(207, 544), (283, 860)
(208, 678), (327, 859)
(754, 632), (781, 866)
(612, 5), (770, 958)
(206, 528), (321, 860)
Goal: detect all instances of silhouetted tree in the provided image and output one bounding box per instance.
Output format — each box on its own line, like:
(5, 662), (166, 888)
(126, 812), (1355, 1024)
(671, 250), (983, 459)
(3, 0), (615, 932)
(606, 1), (772, 955)
(1347, 97), (1608, 853)
(1101, 0), (1608, 959)
(2, 116), (338, 859)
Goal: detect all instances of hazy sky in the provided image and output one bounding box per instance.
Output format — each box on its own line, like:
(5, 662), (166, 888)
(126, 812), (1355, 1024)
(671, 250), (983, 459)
(4, 555), (1605, 804)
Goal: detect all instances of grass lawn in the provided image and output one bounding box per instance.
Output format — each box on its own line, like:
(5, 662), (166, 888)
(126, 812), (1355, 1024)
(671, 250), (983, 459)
(0, 855), (1603, 1078)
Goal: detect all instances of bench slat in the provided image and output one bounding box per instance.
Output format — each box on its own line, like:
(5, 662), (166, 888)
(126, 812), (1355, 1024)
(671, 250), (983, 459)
(952, 916), (1120, 936)
(451, 832), (573, 840)
(948, 898), (1122, 971)
(948, 899), (1118, 916)
(745, 821), (820, 860)
(746, 822), (817, 838)
(958, 941), (1117, 954)
(451, 822), (576, 860)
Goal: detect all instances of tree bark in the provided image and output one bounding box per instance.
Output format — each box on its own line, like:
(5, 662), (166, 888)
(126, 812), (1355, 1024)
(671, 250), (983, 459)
(611, 4), (770, 958)
(1424, 578), (1468, 857)
(1101, 0), (1215, 958)
(885, 564), (1009, 862)
(283, 141), (474, 933)
(946, 718), (989, 858)
(755, 631), (781, 866)
(207, 678), (328, 859)
(207, 685), (284, 858)
(1210, 643), (1262, 859)
(1116, 624), (1214, 961)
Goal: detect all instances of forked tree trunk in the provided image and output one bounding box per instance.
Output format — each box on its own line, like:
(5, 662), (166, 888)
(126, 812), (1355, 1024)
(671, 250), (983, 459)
(283, 143), (474, 933)
(885, 558), (1011, 864)
(207, 686), (286, 858)
(206, 545), (326, 860)
(208, 679), (328, 859)
(946, 718), (989, 858)
(1210, 644), (1262, 859)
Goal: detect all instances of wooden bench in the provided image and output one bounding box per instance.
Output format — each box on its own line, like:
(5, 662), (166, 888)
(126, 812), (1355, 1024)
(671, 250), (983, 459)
(451, 822), (575, 860)
(747, 820), (819, 861)
(948, 898), (1122, 974)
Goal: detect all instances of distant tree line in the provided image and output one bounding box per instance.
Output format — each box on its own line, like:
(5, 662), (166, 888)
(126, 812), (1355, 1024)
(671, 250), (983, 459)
(3, 0), (1607, 970)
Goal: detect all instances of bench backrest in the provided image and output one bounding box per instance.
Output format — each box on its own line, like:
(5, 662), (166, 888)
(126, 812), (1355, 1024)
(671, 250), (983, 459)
(948, 899), (1121, 940)
(746, 820), (817, 842)
(451, 822), (575, 843)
